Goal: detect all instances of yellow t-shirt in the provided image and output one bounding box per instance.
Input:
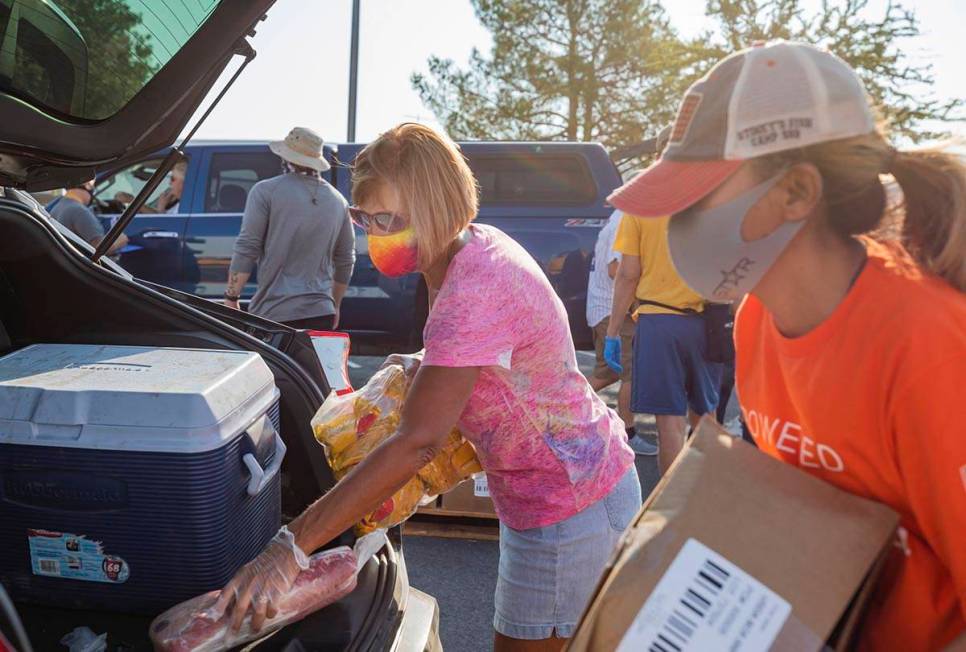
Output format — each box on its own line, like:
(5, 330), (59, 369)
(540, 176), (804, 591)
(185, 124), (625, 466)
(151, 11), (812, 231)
(614, 214), (704, 316)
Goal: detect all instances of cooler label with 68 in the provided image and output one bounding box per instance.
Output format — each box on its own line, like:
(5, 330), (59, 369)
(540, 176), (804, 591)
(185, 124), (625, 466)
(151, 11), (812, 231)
(28, 529), (130, 583)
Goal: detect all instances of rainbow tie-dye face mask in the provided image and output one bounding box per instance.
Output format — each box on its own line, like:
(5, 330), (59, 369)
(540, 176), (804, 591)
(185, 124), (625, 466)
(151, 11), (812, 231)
(367, 227), (419, 277)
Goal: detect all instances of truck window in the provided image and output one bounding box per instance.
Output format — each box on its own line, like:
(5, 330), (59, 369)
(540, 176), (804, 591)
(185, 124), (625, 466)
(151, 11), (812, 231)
(468, 154), (597, 206)
(205, 151), (279, 213)
(95, 157), (177, 213)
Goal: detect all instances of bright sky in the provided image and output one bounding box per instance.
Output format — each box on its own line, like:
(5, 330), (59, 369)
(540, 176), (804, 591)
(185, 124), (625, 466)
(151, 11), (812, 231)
(190, 0), (965, 144)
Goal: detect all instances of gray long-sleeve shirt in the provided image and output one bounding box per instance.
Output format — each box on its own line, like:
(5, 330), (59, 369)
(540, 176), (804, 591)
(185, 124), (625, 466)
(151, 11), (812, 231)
(230, 173), (355, 322)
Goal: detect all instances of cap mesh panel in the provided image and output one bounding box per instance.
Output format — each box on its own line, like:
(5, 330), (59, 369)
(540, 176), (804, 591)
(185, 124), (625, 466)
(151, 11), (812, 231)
(734, 48), (815, 121)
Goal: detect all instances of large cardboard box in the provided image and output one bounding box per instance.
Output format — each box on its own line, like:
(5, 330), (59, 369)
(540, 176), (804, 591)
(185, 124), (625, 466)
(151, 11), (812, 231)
(568, 419), (899, 652)
(440, 474), (497, 517)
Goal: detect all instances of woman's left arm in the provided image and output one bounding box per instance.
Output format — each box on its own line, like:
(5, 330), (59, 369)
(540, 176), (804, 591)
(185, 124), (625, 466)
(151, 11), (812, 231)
(290, 364), (480, 552)
(215, 364), (480, 631)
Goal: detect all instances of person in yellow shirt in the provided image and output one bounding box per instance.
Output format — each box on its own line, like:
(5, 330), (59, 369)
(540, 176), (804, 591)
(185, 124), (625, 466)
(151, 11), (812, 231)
(605, 213), (722, 473)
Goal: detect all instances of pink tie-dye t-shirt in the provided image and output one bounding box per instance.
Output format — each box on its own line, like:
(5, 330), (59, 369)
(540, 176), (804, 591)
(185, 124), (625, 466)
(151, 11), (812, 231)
(422, 224), (634, 530)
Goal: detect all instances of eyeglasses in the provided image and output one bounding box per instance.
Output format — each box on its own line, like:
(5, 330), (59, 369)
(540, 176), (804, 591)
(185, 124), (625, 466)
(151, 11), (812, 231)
(348, 207), (408, 234)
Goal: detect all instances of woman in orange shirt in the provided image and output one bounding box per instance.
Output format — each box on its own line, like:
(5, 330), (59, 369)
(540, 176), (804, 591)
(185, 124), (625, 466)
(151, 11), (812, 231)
(609, 40), (966, 650)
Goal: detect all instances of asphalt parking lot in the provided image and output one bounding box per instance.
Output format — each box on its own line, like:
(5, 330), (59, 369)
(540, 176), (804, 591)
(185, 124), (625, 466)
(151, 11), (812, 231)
(346, 353), (665, 652)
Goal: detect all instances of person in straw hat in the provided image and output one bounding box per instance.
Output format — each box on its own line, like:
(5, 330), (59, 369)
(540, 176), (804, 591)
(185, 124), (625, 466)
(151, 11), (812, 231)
(225, 126), (355, 330)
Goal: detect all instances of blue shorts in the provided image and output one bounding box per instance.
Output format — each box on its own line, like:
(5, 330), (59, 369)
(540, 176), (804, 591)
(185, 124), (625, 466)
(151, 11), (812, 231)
(631, 313), (723, 416)
(493, 467), (641, 639)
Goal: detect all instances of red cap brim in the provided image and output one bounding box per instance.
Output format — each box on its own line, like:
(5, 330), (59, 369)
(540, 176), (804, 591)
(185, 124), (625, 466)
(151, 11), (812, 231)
(609, 158), (744, 217)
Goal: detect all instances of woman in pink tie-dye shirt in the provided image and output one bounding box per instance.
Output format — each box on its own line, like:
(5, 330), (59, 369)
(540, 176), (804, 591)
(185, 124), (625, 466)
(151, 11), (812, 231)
(218, 124), (638, 652)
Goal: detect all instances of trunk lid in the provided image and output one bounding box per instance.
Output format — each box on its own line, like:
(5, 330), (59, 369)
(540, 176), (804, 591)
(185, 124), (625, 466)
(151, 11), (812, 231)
(0, 0), (276, 191)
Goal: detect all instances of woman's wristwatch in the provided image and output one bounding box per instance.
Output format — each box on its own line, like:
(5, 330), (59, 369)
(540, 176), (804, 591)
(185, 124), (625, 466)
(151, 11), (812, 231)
(223, 292), (240, 302)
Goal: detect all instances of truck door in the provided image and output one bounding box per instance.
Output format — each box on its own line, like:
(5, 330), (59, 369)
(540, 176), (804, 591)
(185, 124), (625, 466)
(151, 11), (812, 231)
(182, 146), (281, 301)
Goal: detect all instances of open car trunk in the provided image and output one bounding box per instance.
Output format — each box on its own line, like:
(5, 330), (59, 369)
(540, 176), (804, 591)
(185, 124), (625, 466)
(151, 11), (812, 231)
(14, 544), (404, 652)
(0, 191), (409, 650)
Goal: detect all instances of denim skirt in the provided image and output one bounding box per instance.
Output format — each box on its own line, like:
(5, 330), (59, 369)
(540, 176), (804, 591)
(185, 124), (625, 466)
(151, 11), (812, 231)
(493, 466), (642, 639)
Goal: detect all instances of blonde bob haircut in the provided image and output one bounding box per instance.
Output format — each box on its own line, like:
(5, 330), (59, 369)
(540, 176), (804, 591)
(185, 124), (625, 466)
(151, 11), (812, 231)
(351, 123), (479, 269)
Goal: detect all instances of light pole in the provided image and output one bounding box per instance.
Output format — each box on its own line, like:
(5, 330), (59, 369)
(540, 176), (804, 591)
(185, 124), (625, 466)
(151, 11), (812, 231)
(347, 0), (360, 142)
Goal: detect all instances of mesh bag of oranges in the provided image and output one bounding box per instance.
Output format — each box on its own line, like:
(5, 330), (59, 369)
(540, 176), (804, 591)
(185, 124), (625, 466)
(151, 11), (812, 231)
(311, 358), (481, 534)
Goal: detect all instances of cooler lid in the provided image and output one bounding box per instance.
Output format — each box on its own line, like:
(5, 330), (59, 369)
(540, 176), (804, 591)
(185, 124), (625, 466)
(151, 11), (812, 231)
(0, 344), (278, 453)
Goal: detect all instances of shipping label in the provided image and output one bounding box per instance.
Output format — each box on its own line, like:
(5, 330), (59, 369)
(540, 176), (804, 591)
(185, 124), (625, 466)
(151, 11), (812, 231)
(28, 529), (130, 584)
(617, 538), (790, 652)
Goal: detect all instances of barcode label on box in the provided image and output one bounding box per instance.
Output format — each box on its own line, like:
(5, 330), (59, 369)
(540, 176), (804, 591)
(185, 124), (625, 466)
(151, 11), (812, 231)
(617, 538), (790, 652)
(37, 558), (60, 576)
(473, 475), (489, 498)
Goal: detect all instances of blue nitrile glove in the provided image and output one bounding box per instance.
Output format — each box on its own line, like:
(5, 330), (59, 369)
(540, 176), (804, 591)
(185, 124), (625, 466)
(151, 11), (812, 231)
(603, 336), (623, 374)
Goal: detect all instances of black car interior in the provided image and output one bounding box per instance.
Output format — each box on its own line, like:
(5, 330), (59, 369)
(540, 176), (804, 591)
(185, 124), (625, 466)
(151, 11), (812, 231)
(0, 194), (402, 650)
(0, 194), (336, 513)
(0, 316), (9, 354)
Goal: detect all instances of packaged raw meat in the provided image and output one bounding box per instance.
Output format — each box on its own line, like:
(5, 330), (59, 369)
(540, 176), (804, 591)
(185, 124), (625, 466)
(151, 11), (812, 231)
(150, 548), (355, 652)
(312, 358), (482, 534)
(149, 532), (387, 652)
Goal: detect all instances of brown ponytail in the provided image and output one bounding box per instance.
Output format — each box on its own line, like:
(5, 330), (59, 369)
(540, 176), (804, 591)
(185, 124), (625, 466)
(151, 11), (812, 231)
(754, 132), (966, 292)
(889, 147), (966, 292)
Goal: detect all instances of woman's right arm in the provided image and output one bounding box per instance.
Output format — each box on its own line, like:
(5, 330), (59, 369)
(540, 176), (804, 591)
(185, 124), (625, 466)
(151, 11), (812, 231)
(215, 363), (480, 631)
(289, 364), (480, 553)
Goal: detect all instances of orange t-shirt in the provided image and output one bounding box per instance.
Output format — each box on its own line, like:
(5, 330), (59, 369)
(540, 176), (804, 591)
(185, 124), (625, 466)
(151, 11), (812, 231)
(735, 240), (966, 651)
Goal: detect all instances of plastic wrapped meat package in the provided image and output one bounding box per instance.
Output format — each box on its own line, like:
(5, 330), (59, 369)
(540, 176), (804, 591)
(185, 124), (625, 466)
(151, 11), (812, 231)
(150, 532), (387, 652)
(312, 360), (482, 534)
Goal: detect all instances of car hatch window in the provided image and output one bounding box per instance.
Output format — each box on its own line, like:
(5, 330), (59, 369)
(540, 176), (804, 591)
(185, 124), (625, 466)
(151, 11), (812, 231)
(468, 154), (597, 206)
(0, 0), (222, 120)
(205, 151), (279, 213)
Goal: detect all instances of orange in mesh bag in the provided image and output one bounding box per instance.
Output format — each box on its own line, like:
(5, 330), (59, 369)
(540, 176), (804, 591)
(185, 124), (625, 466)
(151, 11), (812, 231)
(311, 361), (482, 534)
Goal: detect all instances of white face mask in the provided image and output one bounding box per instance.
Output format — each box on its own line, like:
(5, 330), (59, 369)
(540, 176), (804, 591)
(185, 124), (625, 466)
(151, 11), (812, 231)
(667, 172), (803, 302)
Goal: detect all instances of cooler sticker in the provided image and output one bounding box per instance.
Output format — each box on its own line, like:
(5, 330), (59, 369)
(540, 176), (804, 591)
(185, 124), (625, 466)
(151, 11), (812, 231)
(617, 538), (790, 652)
(28, 529), (130, 584)
(473, 474), (489, 498)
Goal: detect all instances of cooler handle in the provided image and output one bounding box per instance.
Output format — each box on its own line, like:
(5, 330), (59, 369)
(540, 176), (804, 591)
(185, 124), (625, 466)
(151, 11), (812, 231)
(242, 433), (287, 497)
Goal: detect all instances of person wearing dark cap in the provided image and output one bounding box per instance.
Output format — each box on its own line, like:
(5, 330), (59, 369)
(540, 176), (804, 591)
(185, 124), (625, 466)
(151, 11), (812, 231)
(49, 180), (128, 254)
(609, 40), (965, 651)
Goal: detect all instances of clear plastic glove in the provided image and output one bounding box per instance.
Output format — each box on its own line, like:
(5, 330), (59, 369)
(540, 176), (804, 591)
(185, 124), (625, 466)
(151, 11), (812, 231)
(603, 336), (623, 374)
(60, 626), (107, 652)
(207, 526), (310, 633)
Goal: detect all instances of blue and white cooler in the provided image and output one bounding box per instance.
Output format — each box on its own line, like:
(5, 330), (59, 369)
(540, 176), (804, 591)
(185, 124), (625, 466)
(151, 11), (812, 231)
(0, 344), (284, 614)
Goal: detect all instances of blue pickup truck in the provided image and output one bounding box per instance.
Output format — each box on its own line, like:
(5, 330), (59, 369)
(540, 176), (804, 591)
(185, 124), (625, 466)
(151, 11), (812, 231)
(86, 140), (621, 349)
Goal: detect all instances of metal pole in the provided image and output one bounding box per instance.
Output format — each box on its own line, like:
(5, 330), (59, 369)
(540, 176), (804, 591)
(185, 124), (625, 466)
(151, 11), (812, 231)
(347, 0), (360, 142)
